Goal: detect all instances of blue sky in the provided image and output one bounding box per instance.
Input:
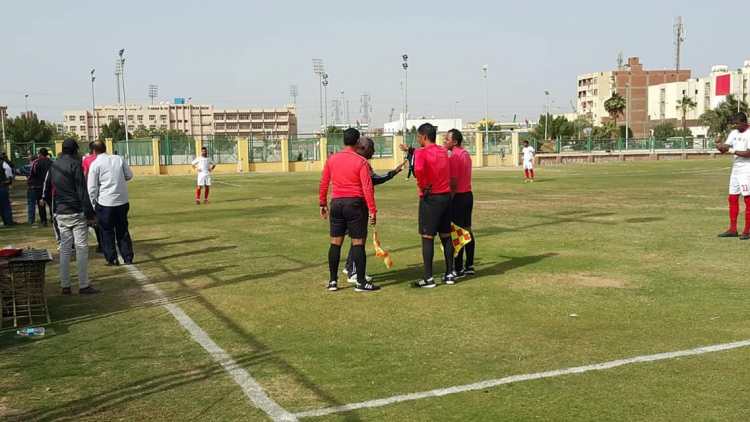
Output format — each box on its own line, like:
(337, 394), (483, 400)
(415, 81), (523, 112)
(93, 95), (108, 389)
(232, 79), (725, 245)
(1, 0), (747, 132)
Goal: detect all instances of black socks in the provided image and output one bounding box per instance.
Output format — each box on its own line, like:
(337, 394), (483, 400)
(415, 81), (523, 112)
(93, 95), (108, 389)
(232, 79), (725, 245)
(440, 236), (454, 275)
(350, 245), (366, 283)
(328, 244), (342, 282)
(422, 237), (434, 280)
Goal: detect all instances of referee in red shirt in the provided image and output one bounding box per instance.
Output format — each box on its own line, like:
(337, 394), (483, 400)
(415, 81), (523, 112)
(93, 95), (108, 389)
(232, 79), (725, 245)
(444, 129), (475, 278)
(402, 123), (456, 288)
(319, 128), (379, 292)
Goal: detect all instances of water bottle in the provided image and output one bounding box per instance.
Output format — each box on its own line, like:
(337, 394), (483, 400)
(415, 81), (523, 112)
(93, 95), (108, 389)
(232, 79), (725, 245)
(16, 327), (45, 337)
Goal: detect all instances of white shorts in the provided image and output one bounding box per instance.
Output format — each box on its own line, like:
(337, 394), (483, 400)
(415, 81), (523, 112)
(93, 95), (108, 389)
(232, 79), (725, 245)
(523, 160), (534, 170)
(729, 171), (750, 196)
(197, 173), (212, 187)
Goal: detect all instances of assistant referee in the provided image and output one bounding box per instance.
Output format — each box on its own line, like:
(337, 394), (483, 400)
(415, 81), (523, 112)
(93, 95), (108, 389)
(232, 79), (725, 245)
(444, 129), (475, 278)
(319, 128), (379, 292)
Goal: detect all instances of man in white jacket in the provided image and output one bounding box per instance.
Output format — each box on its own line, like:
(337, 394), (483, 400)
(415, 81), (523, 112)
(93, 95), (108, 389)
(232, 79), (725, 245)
(87, 140), (135, 265)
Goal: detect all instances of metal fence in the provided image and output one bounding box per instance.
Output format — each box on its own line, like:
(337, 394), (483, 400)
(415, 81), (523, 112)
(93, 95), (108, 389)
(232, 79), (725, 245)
(526, 137), (715, 154)
(160, 137), (196, 165)
(8, 141), (56, 168)
(249, 136), (282, 163)
(202, 136), (237, 164)
(288, 135), (320, 161)
(114, 138), (153, 166)
(372, 135), (393, 158)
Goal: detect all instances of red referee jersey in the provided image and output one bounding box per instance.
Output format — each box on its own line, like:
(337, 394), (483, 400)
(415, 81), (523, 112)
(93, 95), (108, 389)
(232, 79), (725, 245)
(319, 147), (377, 214)
(413, 143), (451, 197)
(449, 146), (472, 193)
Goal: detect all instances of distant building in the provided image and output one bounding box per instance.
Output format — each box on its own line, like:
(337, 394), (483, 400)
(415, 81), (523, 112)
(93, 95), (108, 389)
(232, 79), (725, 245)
(577, 57), (691, 137)
(647, 60), (750, 136)
(63, 103), (297, 141)
(383, 115), (462, 133)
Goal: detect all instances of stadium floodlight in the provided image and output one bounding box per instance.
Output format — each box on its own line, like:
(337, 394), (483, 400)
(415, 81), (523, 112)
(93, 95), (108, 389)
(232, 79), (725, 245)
(402, 54), (409, 134)
(313, 59), (326, 131)
(482, 65), (489, 142)
(91, 68), (98, 139)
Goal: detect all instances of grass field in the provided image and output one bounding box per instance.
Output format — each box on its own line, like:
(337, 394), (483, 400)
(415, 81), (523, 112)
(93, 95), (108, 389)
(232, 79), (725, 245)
(2, 158), (750, 421)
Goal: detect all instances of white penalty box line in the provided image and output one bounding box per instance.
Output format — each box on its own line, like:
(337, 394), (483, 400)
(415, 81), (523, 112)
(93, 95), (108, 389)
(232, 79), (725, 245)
(124, 263), (298, 422)
(294, 339), (750, 419)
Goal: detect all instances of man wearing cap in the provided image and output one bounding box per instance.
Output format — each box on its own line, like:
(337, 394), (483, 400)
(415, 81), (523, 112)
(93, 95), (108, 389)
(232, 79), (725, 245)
(43, 139), (99, 294)
(88, 140), (135, 265)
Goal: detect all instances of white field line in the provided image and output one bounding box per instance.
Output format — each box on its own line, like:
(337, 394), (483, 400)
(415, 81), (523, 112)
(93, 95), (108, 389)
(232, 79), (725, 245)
(213, 180), (242, 187)
(123, 264), (297, 422)
(294, 339), (750, 419)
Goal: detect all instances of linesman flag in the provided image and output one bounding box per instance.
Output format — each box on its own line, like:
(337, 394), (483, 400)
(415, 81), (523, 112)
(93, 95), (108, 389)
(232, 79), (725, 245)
(372, 229), (394, 269)
(451, 223), (473, 258)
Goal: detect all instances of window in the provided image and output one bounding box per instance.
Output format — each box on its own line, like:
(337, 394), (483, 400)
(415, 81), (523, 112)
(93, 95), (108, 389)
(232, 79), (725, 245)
(80, 125), (86, 131)
(79, 115), (85, 121)
(160, 124), (167, 129)
(81, 136), (87, 141)
(137, 115), (143, 121)
(149, 125), (156, 129)
(149, 115), (156, 121)
(117, 115), (124, 121)
(128, 115), (134, 121)
(214, 114), (225, 120)
(160, 115), (167, 121)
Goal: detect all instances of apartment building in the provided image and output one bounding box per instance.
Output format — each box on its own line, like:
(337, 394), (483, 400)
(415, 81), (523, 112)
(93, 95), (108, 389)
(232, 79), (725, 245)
(63, 104), (297, 141)
(213, 107), (297, 139)
(648, 60), (750, 129)
(577, 57), (691, 137)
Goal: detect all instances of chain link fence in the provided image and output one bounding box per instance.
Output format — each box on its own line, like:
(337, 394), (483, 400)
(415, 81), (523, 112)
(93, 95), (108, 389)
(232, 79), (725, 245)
(202, 136), (238, 164)
(160, 136), (196, 165)
(114, 138), (153, 166)
(288, 135), (320, 162)
(249, 135), (282, 163)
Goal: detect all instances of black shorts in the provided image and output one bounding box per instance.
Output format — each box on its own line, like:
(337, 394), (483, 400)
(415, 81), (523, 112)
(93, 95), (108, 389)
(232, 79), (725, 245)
(451, 191), (473, 229)
(419, 193), (452, 236)
(330, 197), (368, 239)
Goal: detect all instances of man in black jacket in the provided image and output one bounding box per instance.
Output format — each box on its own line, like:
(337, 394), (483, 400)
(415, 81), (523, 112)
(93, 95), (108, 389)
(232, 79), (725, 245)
(28, 148), (53, 226)
(43, 139), (99, 295)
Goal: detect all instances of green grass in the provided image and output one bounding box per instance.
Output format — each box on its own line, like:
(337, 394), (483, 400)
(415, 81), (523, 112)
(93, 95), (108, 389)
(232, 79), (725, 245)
(2, 158), (750, 421)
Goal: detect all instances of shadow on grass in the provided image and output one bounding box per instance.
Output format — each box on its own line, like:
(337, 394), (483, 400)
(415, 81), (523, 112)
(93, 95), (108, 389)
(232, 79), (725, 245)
(4, 352), (274, 422)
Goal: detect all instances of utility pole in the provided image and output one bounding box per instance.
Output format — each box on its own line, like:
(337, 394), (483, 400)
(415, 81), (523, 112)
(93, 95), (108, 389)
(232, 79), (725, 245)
(119, 49), (130, 156)
(148, 84), (158, 105)
(544, 90), (550, 141)
(482, 65), (489, 144)
(322, 74), (328, 131)
(115, 59), (122, 104)
(674, 16), (685, 72)
(625, 81), (631, 146)
(289, 84), (298, 106)
(313, 59), (325, 132)
(91, 69), (98, 140)
(402, 54), (409, 134)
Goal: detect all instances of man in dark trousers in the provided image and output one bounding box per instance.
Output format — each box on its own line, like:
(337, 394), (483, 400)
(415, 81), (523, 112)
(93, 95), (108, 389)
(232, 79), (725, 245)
(319, 128), (378, 292)
(342, 136), (405, 282)
(87, 140), (135, 265)
(28, 148), (53, 226)
(401, 123), (455, 288)
(42, 139), (99, 294)
(444, 129), (475, 278)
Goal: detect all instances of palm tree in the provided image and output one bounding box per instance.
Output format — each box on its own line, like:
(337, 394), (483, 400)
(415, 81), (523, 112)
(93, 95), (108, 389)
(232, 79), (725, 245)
(676, 96), (697, 135)
(604, 93), (626, 138)
(699, 95), (749, 137)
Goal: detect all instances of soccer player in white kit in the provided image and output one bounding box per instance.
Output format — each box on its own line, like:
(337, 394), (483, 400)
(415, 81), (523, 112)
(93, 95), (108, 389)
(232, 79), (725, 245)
(522, 140), (536, 182)
(191, 147), (216, 205)
(716, 112), (750, 239)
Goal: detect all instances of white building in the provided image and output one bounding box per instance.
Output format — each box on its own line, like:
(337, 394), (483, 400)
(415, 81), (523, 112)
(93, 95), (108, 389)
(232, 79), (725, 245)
(576, 71), (614, 125)
(647, 60), (750, 135)
(383, 115), (462, 133)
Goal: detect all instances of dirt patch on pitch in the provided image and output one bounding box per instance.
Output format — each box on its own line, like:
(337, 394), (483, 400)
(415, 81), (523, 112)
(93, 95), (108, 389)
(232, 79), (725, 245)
(517, 272), (632, 289)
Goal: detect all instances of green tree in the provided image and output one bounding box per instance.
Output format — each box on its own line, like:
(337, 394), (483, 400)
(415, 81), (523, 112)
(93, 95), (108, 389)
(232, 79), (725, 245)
(5, 114), (54, 144)
(99, 119), (130, 141)
(477, 119), (502, 131)
(699, 95), (749, 138)
(676, 96), (697, 134)
(573, 115), (593, 139)
(532, 115), (575, 140)
(652, 122), (676, 140)
(604, 93), (627, 137)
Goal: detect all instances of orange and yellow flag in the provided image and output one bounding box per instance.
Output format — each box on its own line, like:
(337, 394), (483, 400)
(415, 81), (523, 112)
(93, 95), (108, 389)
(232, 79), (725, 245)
(372, 229), (394, 269)
(450, 223), (473, 258)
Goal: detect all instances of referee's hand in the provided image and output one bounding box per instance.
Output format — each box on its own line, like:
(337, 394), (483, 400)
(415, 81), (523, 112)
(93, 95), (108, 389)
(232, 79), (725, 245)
(320, 206), (328, 220)
(368, 213), (376, 226)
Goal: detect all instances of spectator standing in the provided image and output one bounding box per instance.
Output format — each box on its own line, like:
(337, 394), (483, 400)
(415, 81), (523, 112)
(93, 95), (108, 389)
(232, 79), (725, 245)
(42, 139), (99, 294)
(87, 140), (135, 265)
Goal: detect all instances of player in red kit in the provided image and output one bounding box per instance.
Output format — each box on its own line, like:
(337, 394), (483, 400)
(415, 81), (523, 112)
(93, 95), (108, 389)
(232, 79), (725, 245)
(444, 129), (475, 280)
(401, 123), (456, 288)
(319, 128), (379, 292)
